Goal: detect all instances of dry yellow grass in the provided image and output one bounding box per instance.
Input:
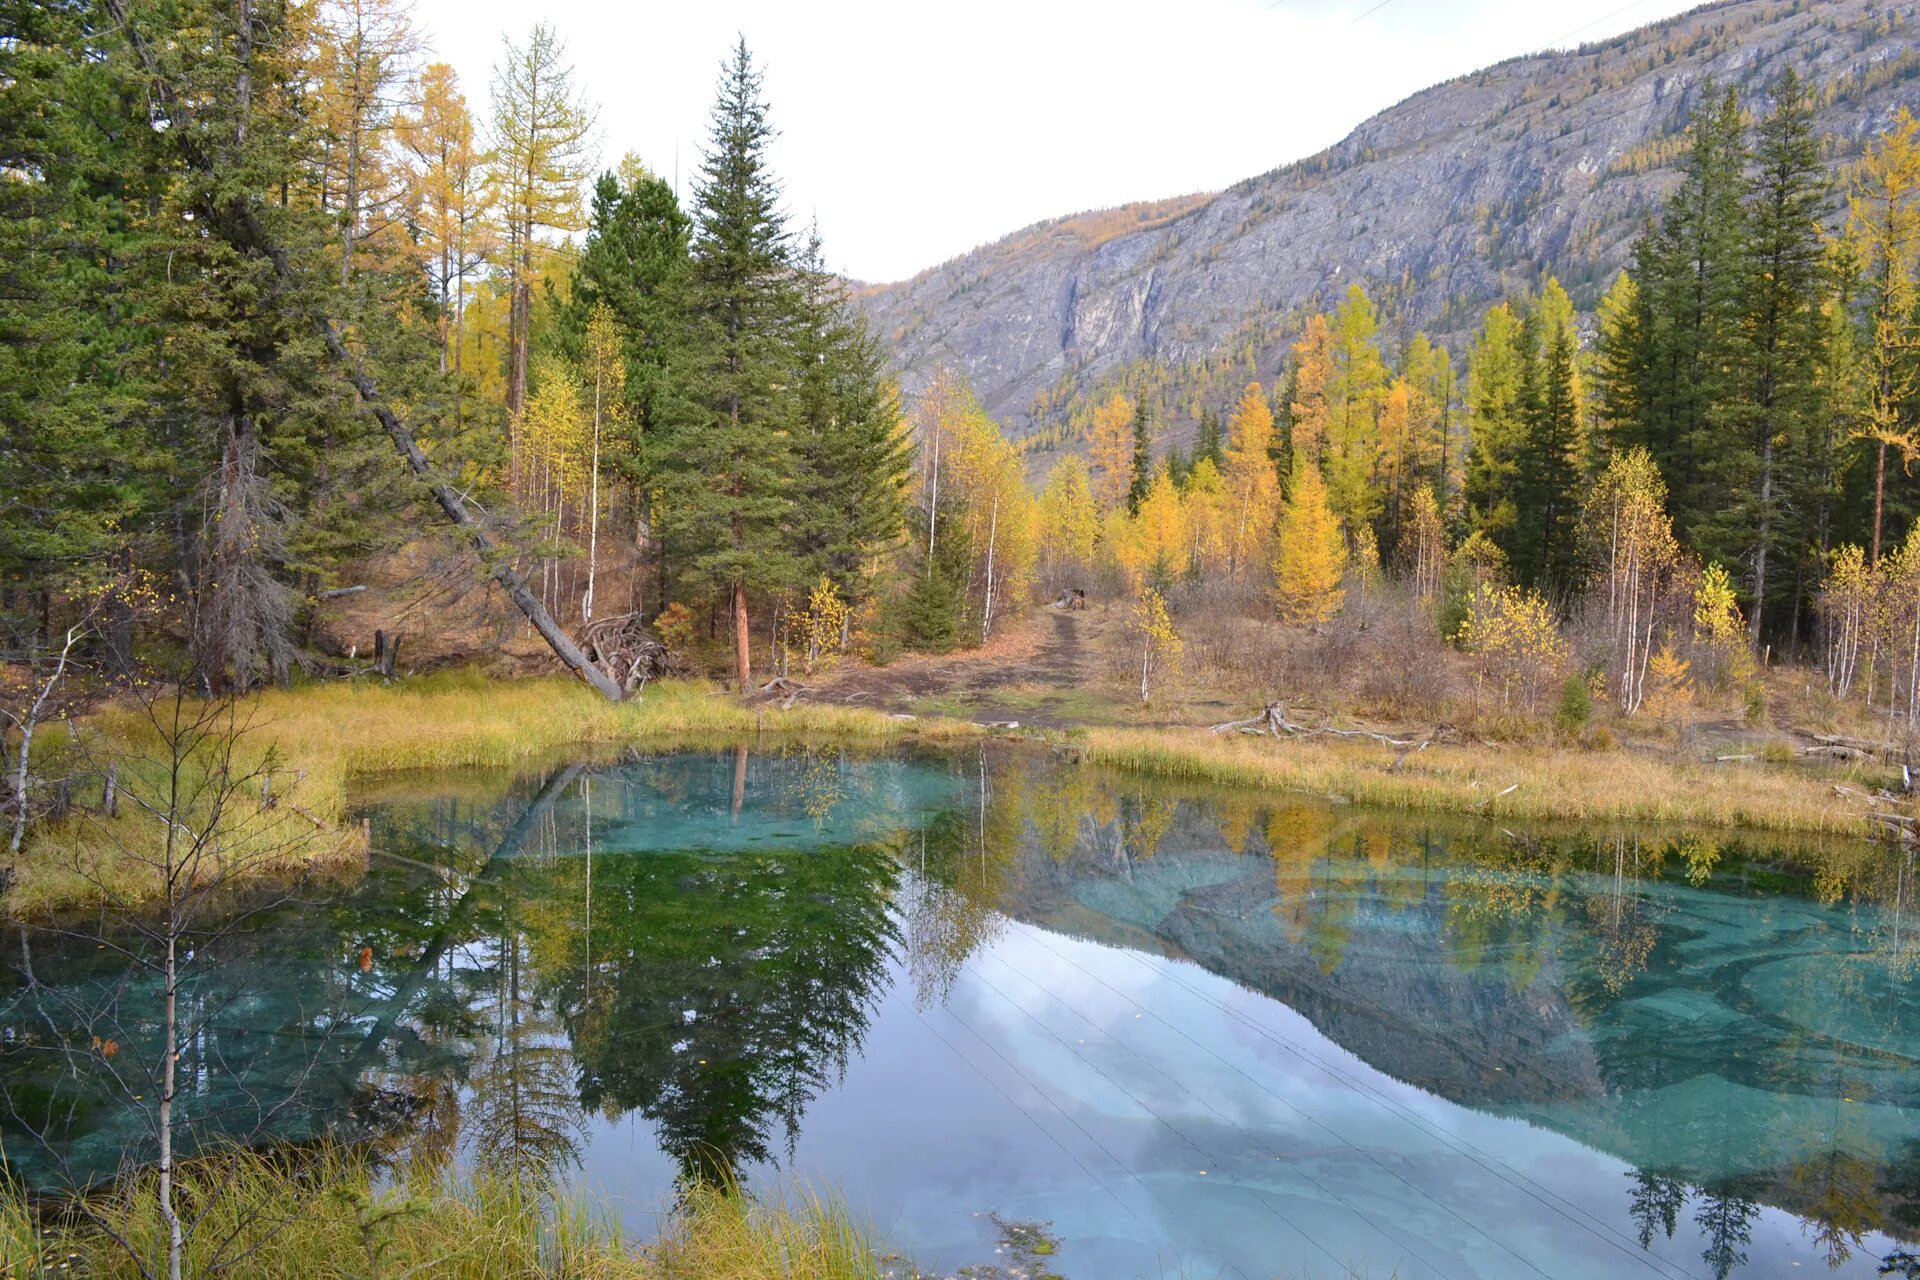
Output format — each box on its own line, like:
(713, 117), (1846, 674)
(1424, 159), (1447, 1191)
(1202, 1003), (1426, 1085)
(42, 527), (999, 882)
(1085, 726), (1881, 838)
(11, 672), (975, 913)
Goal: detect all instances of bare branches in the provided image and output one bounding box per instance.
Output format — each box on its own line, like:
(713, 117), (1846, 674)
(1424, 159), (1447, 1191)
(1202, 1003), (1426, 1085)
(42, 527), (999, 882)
(6, 624), (87, 855)
(1211, 701), (1456, 768)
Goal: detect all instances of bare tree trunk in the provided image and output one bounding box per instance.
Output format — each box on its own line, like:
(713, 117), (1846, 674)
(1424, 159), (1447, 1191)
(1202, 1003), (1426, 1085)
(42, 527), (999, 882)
(585, 373), (601, 621)
(8, 626), (80, 854)
(160, 927), (182, 1280)
(731, 582), (752, 691)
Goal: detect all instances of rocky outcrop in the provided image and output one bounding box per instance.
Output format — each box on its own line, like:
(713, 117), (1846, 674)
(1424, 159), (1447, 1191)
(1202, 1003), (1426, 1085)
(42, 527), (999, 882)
(861, 0), (1920, 438)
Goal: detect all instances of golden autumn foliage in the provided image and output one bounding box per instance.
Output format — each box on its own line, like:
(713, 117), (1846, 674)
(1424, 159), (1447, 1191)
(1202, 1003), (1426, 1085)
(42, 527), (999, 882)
(1223, 382), (1281, 577)
(1131, 587), (1182, 704)
(1086, 392), (1136, 513)
(1406, 485), (1446, 600)
(1271, 458), (1347, 626)
(1037, 455), (1100, 583)
(1455, 583), (1568, 713)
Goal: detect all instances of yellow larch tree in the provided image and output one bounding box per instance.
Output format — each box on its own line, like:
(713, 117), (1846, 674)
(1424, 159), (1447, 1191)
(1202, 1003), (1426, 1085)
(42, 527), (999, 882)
(1377, 379), (1413, 540)
(1133, 465), (1189, 585)
(489, 23), (597, 421)
(1086, 391), (1136, 513)
(1223, 382), (1281, 577)
(1847, 107), (1920, 563)
(1290, 314), (1334, 467)
(1326, 284), (1387, 533)
(1271, 458), (1347, 627)
(1183, 456), (1231, 577)
(309, 0), (420, 285)
(398, 62), (494, 375)
(1037, 455), (1099, 589)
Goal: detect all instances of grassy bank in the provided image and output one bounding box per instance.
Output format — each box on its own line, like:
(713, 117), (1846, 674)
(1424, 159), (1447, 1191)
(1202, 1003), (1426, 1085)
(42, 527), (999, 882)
(1085, 726), (1881, 838)
(12, 672), (977, 914)
(2, 1151), (894, 1279)
(13, 672), (1893, 912)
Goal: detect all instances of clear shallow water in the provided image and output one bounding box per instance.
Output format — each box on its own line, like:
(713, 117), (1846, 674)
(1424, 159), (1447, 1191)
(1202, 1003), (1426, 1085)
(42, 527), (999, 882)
(4, 745), (1919, 1279)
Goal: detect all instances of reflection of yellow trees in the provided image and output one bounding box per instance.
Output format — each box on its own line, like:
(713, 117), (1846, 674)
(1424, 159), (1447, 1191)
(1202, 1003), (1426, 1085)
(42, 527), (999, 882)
(1443, 835), (1562, 988)
(1790, 1114), (1882, 1271)
(1678, 837), (1721, 887)
(1217, 801), (1255, 855)
(1027, 767), (1092, 863)
(1126, 796), (1179, 861)
(1584, 839), (1661, 996)
(1264, 803), (1352, 970)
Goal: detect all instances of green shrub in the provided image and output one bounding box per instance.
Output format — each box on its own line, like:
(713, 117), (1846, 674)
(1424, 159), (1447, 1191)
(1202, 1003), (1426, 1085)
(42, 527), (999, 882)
(1555, 674), (1593, 736)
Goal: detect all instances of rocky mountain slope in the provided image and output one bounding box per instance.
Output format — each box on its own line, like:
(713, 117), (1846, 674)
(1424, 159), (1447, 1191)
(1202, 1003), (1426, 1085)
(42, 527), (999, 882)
(859, 0), (1920, 444)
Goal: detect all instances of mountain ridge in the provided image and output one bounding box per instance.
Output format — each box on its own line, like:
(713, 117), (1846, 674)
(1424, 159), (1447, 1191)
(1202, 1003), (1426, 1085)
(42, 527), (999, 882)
(859, 0), (1920, 453)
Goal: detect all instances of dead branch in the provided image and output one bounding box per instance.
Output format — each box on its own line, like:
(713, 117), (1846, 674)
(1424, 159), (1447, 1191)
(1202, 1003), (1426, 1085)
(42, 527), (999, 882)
(756, 676), (812, 711)
(1210, 701), (1453, 768)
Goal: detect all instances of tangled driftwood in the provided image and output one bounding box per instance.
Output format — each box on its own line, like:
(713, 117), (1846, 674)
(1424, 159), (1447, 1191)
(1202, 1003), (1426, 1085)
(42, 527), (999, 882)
(1211, 702), (1455, 770)
(576, 613), (684, 698)
(757, 676), (812, 710)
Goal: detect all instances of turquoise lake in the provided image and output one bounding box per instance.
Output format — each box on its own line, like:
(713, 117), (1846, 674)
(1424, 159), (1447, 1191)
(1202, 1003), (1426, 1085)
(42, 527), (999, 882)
(4, 744), (1917, 1279)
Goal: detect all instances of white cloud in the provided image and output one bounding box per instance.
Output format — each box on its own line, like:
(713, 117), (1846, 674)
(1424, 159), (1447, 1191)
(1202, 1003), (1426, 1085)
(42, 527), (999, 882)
(408, 0), (1702, 283)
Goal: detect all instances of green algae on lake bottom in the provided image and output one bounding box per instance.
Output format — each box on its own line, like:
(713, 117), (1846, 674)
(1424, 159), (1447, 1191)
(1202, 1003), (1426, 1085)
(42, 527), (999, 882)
(2, 743), (1917, 1279)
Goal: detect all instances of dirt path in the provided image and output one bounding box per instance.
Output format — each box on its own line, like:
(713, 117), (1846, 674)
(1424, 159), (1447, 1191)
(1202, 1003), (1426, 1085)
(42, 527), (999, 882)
(815, 608), (1115, 727)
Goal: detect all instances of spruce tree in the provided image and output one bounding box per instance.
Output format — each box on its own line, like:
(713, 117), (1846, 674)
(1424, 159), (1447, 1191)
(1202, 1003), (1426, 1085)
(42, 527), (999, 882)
(791, 227), (911, 615)
(1703, 70), (1827, 639)
(1513, 325), (1584, 595)
(1196, 407), (1226, 473)
(1632, 86), (1751, 539)
(1127, 398), (1154, 514)
(659, 39), (801, 689)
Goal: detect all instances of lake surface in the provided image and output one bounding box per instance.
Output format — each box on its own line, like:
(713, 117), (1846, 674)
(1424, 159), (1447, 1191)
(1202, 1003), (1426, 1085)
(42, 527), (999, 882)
(4, 744), (1919, 1279)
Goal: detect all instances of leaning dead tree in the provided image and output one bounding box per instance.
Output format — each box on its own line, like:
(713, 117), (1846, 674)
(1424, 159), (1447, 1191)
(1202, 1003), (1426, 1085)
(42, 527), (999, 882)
(103, 0), (625, 702)
(1212, 702), (1455, 769)
(577, 613), (683, 698)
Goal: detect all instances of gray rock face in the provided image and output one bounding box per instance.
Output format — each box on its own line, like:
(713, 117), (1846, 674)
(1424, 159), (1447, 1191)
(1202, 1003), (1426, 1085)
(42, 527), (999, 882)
(860, 0), (1920, 439)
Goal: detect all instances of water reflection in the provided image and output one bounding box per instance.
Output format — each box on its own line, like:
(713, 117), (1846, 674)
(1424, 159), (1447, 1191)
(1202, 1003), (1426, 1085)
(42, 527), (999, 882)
(3, 744), (1919, 1277)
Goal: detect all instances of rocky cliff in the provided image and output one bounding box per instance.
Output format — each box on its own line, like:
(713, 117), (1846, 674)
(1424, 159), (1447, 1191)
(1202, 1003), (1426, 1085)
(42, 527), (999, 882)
(859, 0), (1920, 443)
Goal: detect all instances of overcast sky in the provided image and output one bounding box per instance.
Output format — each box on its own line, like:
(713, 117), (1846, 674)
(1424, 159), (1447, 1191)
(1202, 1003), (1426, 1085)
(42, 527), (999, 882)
(407, 0), (1705, 283)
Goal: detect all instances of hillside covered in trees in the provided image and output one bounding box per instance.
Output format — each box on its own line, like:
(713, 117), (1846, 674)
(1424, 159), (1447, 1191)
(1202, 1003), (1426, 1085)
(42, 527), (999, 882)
(860, 0), (1920, 453)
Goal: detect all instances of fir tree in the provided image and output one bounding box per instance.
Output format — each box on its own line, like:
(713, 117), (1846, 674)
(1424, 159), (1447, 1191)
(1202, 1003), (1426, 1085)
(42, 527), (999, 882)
(791, 227), (911, 614)
(1126, 397), (1154, 514)
(1704, 69), (1827, 639)
(1630, 85), (1751, 538)
(658, 39), (802, 689)
(1512, 324), (1583, 595)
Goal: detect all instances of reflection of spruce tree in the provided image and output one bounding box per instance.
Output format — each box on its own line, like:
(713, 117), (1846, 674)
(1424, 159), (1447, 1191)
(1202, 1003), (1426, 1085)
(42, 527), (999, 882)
(1694, 1185), (1759, 1280)
(549, 845), (897, 1185)
(466, 930), (585, 1183)
(1626, 1170), (1687, 1249)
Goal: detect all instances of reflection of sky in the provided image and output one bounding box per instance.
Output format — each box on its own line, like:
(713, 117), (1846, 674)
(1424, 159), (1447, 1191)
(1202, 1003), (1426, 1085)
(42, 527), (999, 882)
(576, 917), (1903, 1279)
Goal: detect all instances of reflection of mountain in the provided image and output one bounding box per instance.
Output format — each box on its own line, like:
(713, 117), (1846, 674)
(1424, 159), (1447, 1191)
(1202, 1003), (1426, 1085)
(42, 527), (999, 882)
(976, 796), (1920, 1255)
